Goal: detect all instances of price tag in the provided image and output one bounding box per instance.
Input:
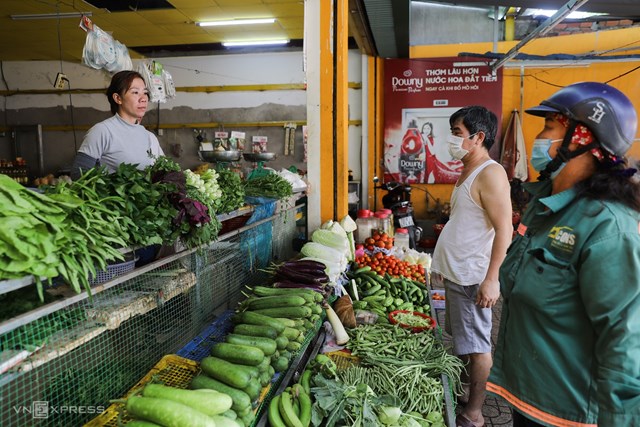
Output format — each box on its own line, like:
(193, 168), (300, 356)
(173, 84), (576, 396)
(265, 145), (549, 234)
(398, 216), (414, 228)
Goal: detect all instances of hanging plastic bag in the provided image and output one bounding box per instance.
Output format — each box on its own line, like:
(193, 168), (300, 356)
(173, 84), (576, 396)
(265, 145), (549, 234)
(162, 68), (176, 99)
(104, 39), (133, 73)
(137, 61), (166, 103)
(82, 25), (116, 69)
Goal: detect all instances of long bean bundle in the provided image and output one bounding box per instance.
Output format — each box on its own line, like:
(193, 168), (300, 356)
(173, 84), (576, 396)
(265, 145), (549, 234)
(345, 323), (465, 412)
(338, 364), (444, 414)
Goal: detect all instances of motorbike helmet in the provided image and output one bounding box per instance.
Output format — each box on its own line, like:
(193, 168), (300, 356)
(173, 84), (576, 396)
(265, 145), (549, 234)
(525, 82), (637, 158)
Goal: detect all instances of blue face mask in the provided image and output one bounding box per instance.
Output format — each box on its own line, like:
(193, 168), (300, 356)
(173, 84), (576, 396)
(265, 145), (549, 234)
(531, 138), (565, 178)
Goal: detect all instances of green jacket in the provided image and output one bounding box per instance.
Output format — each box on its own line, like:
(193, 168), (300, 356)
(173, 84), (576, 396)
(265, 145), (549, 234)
(488, 180), (640, 427)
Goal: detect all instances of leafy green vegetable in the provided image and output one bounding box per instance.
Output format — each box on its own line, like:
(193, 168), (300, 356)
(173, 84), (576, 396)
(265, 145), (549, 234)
(244, 172), (293, 199)
(214, 167), (245, 214)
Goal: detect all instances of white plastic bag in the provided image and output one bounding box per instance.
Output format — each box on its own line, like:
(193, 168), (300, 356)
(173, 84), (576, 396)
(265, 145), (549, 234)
(278, 168), (307, 192)
(162, 69), (176, 99)
(137, 61), (166, 103)
(83, 25), (116, 69)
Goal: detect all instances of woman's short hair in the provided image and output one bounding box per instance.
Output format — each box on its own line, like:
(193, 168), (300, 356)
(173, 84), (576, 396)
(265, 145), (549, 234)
(106, 70), (145, 115)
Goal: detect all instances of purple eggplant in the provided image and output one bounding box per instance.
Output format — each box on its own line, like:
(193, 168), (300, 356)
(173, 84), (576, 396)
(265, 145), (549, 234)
(275, 268), (328, 285)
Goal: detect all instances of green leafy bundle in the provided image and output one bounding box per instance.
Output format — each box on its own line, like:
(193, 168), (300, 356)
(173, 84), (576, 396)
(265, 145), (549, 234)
(0, 175), (68, 292)
(214, 167), (245, 214)
(244, 172), (293, 199)
(148, 156), (221, 248)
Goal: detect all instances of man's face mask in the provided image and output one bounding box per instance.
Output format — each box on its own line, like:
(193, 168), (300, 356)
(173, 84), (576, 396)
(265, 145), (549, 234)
(531, 138), (565, 178)
(446, 133), (476, 160)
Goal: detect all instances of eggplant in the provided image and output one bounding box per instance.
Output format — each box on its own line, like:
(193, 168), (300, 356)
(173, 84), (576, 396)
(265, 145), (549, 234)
(281, 260), (327, 274)
(275, 268), (328, 285)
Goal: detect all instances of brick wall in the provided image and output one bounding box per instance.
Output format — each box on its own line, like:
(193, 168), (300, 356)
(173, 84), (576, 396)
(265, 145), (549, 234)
(515, 18), (639, 39)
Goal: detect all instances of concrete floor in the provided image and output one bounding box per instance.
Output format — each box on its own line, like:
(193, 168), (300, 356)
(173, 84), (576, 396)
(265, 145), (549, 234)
(432, 287), (514, 427)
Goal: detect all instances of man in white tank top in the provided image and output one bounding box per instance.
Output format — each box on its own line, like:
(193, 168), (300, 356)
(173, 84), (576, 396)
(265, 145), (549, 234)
(431, 106), (512, 427)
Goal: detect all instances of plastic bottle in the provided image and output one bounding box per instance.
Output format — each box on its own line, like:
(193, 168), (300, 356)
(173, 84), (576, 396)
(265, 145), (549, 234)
(355, 209), (373, 244)
(374, 211), (392, 237)
(394, 228), (410, 250)
(381, 208), (394, 236)
(399, 119), (426, 184)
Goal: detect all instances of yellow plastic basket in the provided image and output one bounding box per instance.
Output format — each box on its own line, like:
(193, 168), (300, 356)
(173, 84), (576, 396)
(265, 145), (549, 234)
(326, 350), (360, 370)
(84, 354), (199, 427)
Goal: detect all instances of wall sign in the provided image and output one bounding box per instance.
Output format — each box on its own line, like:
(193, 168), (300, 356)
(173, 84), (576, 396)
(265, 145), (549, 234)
(383, 57), (503, 184)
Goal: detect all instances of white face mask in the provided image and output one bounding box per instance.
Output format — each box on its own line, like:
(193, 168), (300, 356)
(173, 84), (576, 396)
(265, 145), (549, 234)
(447, 133), (475, 160)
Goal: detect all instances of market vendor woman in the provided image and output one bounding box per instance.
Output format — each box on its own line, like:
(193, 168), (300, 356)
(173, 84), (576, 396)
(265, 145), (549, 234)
(70, 70), (165, 265)
(487, 82), (640, 426)
(70, 70), (164, 179)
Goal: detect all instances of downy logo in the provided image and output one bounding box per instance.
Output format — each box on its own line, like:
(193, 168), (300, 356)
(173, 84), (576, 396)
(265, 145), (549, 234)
(392, 69), (424, 92)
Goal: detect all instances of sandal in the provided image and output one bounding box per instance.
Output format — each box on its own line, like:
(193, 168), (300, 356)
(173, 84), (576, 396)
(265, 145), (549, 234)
(456, 413), (485, 427)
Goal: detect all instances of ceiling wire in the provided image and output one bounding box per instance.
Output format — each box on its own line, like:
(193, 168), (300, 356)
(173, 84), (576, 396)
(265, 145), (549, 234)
(161, 64), (268, 85)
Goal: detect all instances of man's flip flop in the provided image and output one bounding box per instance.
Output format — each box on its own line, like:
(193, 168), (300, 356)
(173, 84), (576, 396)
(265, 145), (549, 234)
(456, 413), (485, 427)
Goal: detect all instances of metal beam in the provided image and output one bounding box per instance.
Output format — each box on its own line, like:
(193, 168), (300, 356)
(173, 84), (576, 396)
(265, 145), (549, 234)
(490, 0), (591, 72)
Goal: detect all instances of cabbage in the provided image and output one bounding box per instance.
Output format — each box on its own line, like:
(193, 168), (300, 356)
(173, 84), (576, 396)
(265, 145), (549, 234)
(378, 406), (402, 425)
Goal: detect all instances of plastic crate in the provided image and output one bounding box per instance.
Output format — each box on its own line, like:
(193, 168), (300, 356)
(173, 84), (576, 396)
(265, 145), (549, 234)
(84, 354), (199, 426)
(176, 310), (236, 362)
(326, 350), (359, 370)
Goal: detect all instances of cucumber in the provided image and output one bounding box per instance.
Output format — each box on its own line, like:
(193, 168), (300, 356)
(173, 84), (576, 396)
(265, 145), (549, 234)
(241, 411), (255, 427)
(256, 355), (271, 372)
(287, 341), (302, 352)
(251, 306), (313, 319)
(252, 286), (320, 299)
(190, 374), (252, 412)
(275, 335), (289, 350)
(225, 333), (277, 356)
(230, 363), (260, 379)
(272, 355), (289, 372)
(210, 343), (265, 367)
(242, 378), (262, 401)
(125, 396), (216, 427)
(274, 317), (297, 328)
(281, 326), (301, 341)
(232, 311), (286, 333)
(246, 295), (307, 310)
(211, 415), (243, 427)
(221, 409), (238, 420)
(200, 356), (253, 388)
(142, 383), (232, 416)
(259, 369), (272, 387)
(309, 304), (323, 315)
(233, 323), (279, 340)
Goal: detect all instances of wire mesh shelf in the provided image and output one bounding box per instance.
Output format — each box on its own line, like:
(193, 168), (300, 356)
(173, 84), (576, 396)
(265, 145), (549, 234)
(0, 202), (300, 426)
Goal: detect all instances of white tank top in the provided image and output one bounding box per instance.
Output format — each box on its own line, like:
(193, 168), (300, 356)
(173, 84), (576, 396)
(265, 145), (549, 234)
(431, 159), (497, 286)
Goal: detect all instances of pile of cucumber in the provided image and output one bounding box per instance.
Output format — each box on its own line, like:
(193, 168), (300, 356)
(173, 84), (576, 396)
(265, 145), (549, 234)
(346, 267), (431, 318)
(187, 286), (324, 426)
(123, 383), (239, 427)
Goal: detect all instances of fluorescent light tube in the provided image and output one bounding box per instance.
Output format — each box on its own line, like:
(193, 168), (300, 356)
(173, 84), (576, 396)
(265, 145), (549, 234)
(11, 12), (92, 20)
(197, 18), (275, 27)
(222, 40), (289, 47)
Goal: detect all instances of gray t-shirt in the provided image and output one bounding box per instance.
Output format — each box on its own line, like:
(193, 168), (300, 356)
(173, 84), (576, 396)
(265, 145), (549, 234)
(78, 114), (164, 173)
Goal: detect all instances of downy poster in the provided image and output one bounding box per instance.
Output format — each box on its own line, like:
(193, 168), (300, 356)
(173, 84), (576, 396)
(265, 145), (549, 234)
(384, 57), (503, 184)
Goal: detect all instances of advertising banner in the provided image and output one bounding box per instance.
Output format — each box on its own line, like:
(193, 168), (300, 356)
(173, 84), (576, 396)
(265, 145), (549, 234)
(384, 57), (503, 184)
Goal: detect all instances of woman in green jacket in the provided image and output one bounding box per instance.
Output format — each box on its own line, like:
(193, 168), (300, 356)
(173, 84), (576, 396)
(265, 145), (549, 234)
(487, 82), (640, 427)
